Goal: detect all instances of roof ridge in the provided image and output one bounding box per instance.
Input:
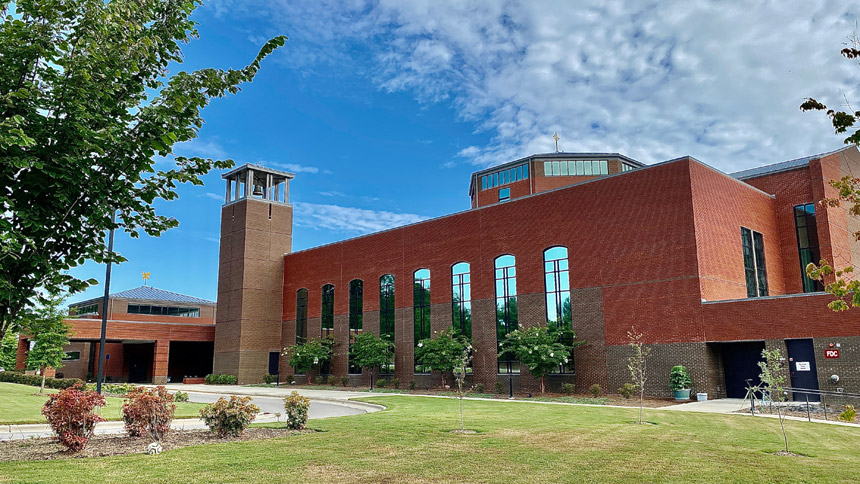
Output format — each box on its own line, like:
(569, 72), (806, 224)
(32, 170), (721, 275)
(731, 146), (855, 180)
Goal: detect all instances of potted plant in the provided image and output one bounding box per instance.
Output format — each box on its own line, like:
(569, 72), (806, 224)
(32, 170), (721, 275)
(669, 365), (692, 401)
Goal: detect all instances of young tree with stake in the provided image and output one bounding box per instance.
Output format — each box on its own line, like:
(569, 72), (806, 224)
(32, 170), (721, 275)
(627, 328), (651, 424)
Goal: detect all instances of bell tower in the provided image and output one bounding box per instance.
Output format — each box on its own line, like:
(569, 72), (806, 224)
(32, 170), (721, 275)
(213, 164), (294, 383)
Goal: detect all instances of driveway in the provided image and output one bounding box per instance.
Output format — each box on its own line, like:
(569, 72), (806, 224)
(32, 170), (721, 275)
(184, 391), (366, 419)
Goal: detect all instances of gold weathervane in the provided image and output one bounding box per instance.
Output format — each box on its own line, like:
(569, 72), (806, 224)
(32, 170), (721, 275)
(553, 132), (560, 153)
(142, 272), (151, 286)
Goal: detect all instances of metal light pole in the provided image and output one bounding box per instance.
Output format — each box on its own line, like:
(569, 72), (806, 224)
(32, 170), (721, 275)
(95, 211), (116, 395)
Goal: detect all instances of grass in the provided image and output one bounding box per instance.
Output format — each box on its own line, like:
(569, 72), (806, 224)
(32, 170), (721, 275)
(0, 383), (205, 425)
(2, 394), (860, 482)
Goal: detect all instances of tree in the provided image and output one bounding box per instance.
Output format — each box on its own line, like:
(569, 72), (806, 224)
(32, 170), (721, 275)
(452, 343), (474, 432)
(0, 330), (17, 369)
(282, 338), (333, 384)
(415, 329), (468, 387)
(758, 348), (791, 454)
(498, 324), (579, 394)
(23, 295), (71, 394)
(0, 1), (286, 342)
(349, 332), (394, 379)
(627, 328), (651, 424)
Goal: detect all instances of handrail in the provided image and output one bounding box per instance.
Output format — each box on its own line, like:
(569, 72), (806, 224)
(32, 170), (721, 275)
(782, 387), (860, 399)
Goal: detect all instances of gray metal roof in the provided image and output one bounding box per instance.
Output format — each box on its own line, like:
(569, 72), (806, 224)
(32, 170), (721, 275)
(107, 286), (214, 305)
(222, 162), (295, 180)
(731, 146), (853, 180)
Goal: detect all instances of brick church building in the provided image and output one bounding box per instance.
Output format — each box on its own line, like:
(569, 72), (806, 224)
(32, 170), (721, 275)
(214, 146), (860, 398)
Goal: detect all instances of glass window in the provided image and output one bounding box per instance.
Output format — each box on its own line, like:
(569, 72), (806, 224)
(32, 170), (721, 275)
(495, 255), (519, 374)
(600, 160), (608, 174)
(296, 289), (308, 345)
(544, 161), (552, 176)
(348, 279), (363, 374)
(517, 166), (523, 180)
(741, 228), (768, 297)
(321, 284), (334, 339)
(794, 203), (823, 292)
(552, 161), (560, 176)
(559, 160), (568, 175)
(62, 351), (81, 361)
(584, 161), (593, 175)
(524, 164), (529, 178)
(499, 188), (511, 202)
(493, 173), (498, 187)
(545, 247), (572, 373)
(452, 262), (472, 338)
(379, 274), (395, 374)
(576, 160), (584, 175)
(413, 269), (431, 373)
(481, 176), (487, 190)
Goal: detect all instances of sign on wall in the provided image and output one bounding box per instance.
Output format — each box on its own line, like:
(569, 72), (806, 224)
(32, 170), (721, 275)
(825, 349), (840, 359)
(795, 361), (811, 371)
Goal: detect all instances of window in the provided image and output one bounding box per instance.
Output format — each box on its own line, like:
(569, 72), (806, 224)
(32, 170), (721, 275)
(413, 269), (431, 373)
(499, 188), (511, 202)
(600, 160), (608, 174)
(481, 176), (487, 190)
(794, 204), (823, 293)
(741, 228), (768, 297)
(480, 164), (529, 190)
(62, 351), (80, 361)
(127, 305), (199, 317)
(523, 164), (529, 178)
(451, 262), (472, 338)
(517, 166), (523, 180)
(348, 279), (363, 374)
(495, 255), (519, 374)
(73, 304), (98, 317)
(545, 247), (573, 373)
(622, 163), (635, 172)
(493, 173), (498, 187)
(296, 289), (308, 345)
(321, 284), (334, 339)
(379, 274), (395, 374)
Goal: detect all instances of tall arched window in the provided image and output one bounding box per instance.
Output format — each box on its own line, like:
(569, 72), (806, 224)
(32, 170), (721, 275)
(451, 262), (471, 338)
(295, 288), (308, 345)
(348, 279), (363, 374)
(413, 268), (431, 373)
(495, 255), (519, 374)
(321, 284), (334, 339)
(544, 246), (572, 373)
(379, 274), (395, 374)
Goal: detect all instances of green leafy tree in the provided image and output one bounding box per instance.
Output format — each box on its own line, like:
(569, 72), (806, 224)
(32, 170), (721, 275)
(282, 338), (333, 384)
(349, 332), (394, 377)
(0, 0), (286, 342)
(627, 328), (651, 424)
(0, 330), (17, 369)
(23, 295), (70, 394)
(452, 343), (474, 431)
(498, 324), (579, 394)
(758, 348), (791, 454)
(415, 329), (469, 387)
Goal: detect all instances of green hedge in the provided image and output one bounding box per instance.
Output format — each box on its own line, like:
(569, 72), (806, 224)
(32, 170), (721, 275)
(204, 373), (238, 385)
(0, 371), (84, 389)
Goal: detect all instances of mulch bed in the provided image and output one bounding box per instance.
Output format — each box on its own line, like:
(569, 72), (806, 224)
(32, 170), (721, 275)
(0, 428), (313, 462)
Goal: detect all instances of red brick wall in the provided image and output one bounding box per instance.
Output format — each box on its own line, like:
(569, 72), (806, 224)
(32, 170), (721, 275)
(66, 318), (215, 342)
(473, 178), (531, 207)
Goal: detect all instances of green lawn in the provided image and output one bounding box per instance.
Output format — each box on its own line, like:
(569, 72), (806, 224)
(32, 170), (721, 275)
(2, 395), (860, 483)
(0, 382), (205, 424)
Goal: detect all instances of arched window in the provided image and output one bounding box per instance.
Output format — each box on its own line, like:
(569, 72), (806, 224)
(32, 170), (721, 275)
(296, 288), (308, 345)
(544, 246), (573, 373)
(321, 284), (334, 339)
(379, 274), (395, 374)
(413, 268), (431, 373)
(495, 255), (519, 374)
(451, 262), (471, 338)
(348, 279), (363, 374)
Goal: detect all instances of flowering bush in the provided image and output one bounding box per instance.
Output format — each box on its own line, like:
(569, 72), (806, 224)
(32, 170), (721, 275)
(174, 390), (190, 402)
(283, 391), (310, 430)
(414, 329), (469, 386)
(122, 386), (176, 440)
(199, 396), (259, 437)
(499, 325), (581, 394)
(41, 383), (106, 451)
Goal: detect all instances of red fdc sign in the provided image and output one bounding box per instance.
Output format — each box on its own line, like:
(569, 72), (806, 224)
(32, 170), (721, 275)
(825, 349), (840, 359)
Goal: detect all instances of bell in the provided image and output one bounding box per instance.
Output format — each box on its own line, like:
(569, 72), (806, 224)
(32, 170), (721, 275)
(252, 184), (264, 197)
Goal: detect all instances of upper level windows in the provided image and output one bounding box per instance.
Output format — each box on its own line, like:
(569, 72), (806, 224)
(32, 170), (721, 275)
(495, 255), (519, 374)
(741, 227), (768, 297)
(499, 188), (511, 202)
(621, 163), (636, 172)
(72, 304), (98, 317)
(413, 269), (431, 373)
(480, 163), (529, 190)
(296, 289), (308, 345)
(544, 159), (609, 177)
(451, 262), (472, 338)
(794, 204), (823, 293)
(127, 305), (199, 317)
(321, 284), (334, 338)
(348, 279), (363, 374)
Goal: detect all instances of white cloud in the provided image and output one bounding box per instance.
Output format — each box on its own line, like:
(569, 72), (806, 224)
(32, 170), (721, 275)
(319, 190), (346, 197)
(172, 138), (227, 159)
(200, 192), (224, 201)
(293, 202), (427, 234)
(268, 161), (322, 174)
(208, 0), (860, 173)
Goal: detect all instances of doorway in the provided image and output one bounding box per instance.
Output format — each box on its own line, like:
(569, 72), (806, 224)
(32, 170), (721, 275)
(721, 341), (766, 398)
(785, 339), (820, 402)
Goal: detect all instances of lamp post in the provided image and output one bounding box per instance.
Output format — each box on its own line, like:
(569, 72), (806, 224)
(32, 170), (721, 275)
(95, 211), (116, 395)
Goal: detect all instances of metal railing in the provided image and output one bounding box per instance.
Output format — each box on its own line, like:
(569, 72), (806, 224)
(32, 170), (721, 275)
(746, 385), (860, 422)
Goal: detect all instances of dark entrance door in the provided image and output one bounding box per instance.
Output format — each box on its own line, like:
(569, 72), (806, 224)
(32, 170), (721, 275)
(268, 351), (280, 376)
(785, 339), (820, 402)
(125, 343), (154, 383)
(722, 341), (766, 398)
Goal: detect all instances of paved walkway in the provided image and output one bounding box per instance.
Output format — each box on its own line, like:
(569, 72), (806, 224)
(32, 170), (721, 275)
(660, 398), (749, 413)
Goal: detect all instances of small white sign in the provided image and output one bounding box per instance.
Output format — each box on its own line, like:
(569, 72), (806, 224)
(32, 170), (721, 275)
(796, 361), (811, 371)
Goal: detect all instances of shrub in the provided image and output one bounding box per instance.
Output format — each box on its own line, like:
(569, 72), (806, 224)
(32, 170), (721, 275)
(314, 376), (324, 385)
(475, 383), (485, 394)
(376, 378), (387, 388)
(204, 373), (238, 385)
(285, 374), (294, 384)
(174, 390), (190, 402)
(495, 381), (505, 394)
(263, 373), (277, 384)
(122, 386), (176, 441)
(669, 365), (692, 391)
(618, 383), (636, 399)
(391, 378), (400, 389)
(327, 375), (338, 386)
(41, 383), (106, 452)
(0, 371), (83, 389)
(199, 396), (259, 437)
(103, 383), (136, 395)
(839, 404), (856, 423)
(561, 383), (575, 395)
(341, 376), (349, 387)
(408, 380), (415, 390)
(284, 391), (310, 430)
(589, 384), (602, 397)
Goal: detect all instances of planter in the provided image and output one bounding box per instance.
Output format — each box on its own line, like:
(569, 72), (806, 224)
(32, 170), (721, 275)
(673, 389), (691, 401)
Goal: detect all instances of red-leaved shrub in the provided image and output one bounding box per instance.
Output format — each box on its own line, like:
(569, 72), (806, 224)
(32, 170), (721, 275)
(122, 386), (176, 440)
(41, 383), (106, 452)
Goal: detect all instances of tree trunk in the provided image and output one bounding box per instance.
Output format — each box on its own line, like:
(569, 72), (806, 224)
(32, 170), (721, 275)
(639, 389), (644, 424)
(540, 377), (545, 394)
(777, 405), (789, 452)
(40, 368), (46, 395)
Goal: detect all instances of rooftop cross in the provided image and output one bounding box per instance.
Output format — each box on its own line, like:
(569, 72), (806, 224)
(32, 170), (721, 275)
(142, 271), (150, 286)
(553, 132), (560, 153)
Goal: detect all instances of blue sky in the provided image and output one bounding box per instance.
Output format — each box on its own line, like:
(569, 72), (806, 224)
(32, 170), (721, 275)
(67, 0), (860, 304)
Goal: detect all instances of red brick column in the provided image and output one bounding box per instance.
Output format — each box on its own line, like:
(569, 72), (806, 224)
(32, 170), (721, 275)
(15, 338), (28, 370)
(152, 340), (169, 384)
